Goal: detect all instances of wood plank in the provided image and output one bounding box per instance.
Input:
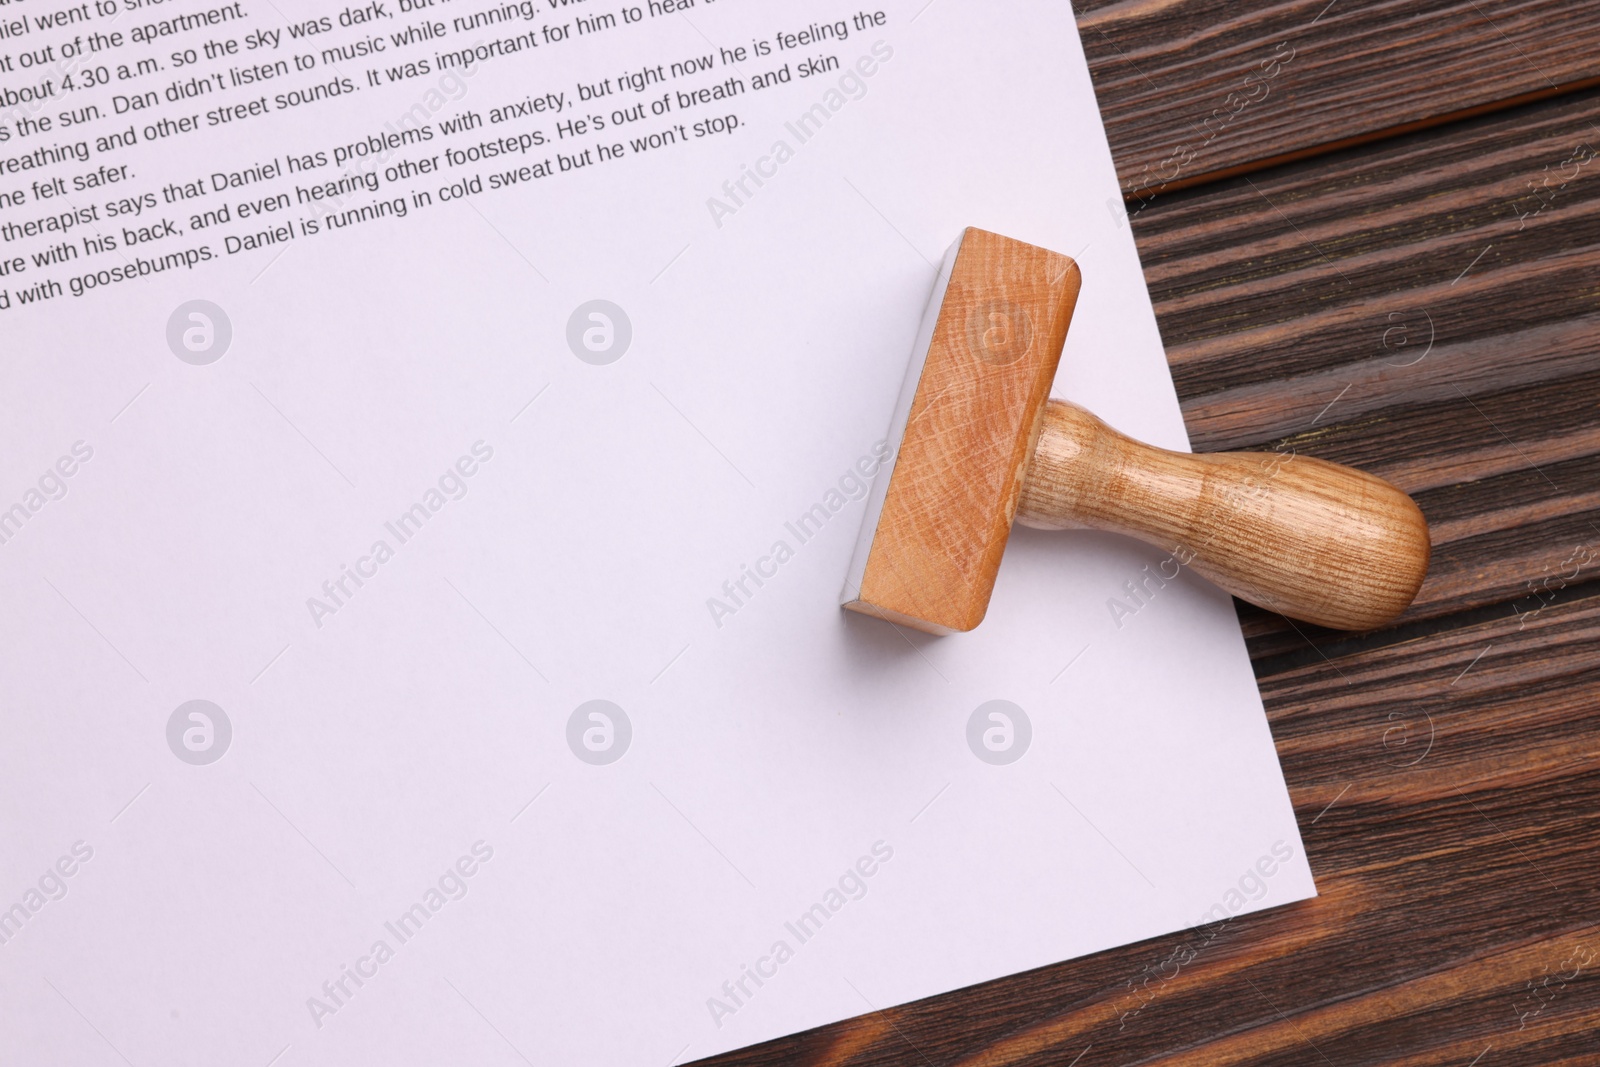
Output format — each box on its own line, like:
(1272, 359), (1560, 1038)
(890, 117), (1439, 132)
(703, 584), (1600, 1067)
(1080, 0), (1600, 196)
(1118, 86), (1600, 658)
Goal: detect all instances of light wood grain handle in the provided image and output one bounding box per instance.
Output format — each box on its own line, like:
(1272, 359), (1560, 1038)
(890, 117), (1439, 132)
(1016, 400), (1431, 631)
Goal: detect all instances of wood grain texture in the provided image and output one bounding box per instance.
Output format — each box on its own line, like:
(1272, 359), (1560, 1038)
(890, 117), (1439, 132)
(1016, 399), (1430, 629)
(1078, 0), (1600, 196)
(1137, 86), (1600, 662)
(847, 229), (1080, 634)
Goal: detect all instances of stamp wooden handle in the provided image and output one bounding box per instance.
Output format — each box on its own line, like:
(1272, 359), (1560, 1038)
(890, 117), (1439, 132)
(1017, 400), (1431, 631)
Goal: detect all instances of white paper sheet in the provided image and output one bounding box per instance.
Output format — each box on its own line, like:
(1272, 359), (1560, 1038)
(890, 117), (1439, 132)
(0, 1), (1314, 1062)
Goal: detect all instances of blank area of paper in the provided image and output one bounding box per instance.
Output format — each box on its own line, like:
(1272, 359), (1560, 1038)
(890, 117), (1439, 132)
(0, 2), (1313, 1064)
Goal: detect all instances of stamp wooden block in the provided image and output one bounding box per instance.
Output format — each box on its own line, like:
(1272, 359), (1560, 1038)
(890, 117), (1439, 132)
(844, 228), (1431, 635)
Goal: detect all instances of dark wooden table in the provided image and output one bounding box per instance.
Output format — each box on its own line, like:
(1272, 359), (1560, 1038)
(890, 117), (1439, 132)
(708, 2), (1600, 1063)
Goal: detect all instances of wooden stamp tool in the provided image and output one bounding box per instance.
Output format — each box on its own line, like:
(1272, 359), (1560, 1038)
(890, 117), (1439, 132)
(842, 228), (1431, 635)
